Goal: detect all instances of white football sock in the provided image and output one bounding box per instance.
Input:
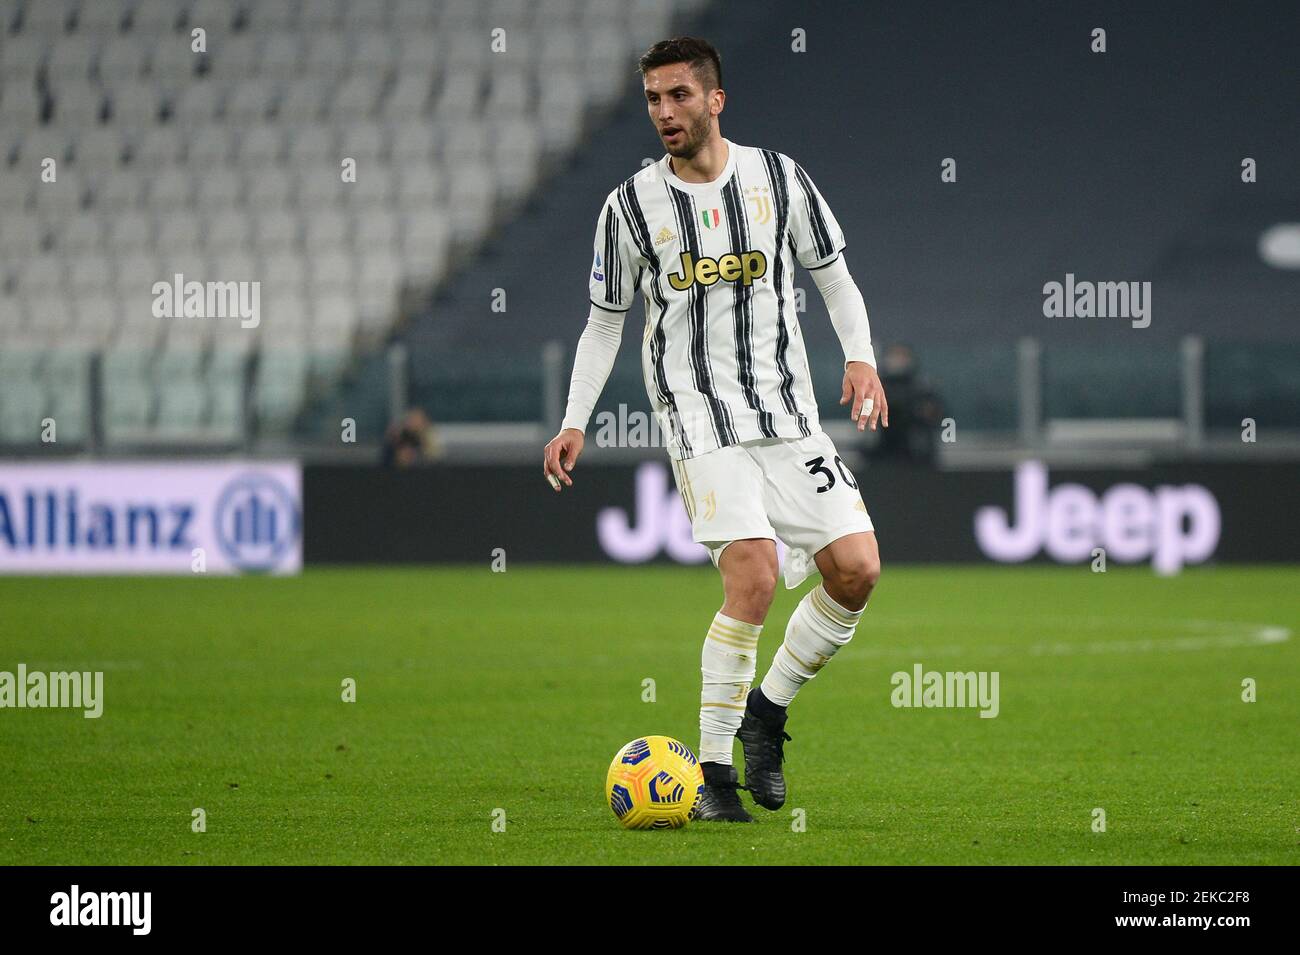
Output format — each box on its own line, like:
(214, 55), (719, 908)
(760, 584), (863, 706)
(699, 611), (762, 765)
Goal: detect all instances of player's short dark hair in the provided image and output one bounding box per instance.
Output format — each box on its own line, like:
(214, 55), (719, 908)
(637, 36), (722, 92)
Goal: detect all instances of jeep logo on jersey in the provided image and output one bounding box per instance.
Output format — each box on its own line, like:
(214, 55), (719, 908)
(667, 250), (767, 290)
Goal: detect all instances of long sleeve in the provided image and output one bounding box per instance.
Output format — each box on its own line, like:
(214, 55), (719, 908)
(560, 303), (625, 433)
(810, 252), (876, 370)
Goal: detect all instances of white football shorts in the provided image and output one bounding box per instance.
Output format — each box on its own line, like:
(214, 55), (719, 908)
(669, 431), (875, 590)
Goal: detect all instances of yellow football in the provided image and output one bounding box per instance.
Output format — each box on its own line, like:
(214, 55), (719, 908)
(605, 735), (705, 829)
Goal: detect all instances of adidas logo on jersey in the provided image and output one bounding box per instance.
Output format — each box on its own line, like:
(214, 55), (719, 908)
(667, 250), (768, 291)
(654, 226), (675, 247)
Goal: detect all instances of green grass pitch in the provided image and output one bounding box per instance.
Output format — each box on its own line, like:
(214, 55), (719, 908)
(2, 565), (1297, 865)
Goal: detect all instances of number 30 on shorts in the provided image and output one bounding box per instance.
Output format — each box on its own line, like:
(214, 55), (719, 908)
(803, 455), (858, 493)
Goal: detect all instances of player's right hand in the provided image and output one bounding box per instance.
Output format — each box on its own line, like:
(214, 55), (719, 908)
(543, 428), (585, 491)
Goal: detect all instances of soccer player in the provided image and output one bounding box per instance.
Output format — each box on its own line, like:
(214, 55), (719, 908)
(543, 36), (888, 822)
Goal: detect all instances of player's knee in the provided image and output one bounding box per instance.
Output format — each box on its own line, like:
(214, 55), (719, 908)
(833, 552), (880, 604)
(731, 567), (777, 613)
(723, 557), (777, 616)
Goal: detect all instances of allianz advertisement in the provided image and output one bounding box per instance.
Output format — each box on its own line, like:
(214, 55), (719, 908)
(0, 462), (301, 575)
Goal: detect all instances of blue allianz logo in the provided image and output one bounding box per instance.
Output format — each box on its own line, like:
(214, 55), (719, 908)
(214, 473), (300, 572)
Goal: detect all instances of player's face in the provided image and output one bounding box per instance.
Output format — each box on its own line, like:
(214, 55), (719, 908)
(643, 64), (720, 158)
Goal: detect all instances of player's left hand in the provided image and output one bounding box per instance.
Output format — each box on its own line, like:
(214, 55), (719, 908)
(841, 361), (889, 432)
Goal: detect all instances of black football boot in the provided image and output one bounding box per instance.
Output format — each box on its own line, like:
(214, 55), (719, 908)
(691, 761), (754, 822)
(736, 687), (792, 810)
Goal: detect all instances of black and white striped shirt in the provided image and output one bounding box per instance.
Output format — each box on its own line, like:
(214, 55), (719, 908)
(589, 139), (847, 460)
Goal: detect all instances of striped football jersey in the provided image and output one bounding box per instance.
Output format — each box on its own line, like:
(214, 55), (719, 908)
(588, 138), (846, 460)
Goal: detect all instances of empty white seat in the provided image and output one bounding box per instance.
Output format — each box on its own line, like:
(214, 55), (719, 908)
(333, 75), (382, 119)
(1, 35), (48, 81)
(343, 0), (392, 30)
(484, 69), (531, 117)
(314, 297), (359, 335)
(278, 77), (332, 121)
(0, 383), (47, 443)
(441, 27), (491, 72)
(297, 0), (346, 30)
(225, 79), (276, 123)
(396, 160), (441, 205)
(440, 118), (488, 165)
(303, 208), (351, 251)
(131, 0), (187, 33)
(255, 31), (302, 78)
(196, 168), (243, 206)
(393, 30), (437, 74)
(51, 80), (104, 125)
(106, 210), (154, 250)
(244, 168), (295, 208)
(336, 120), (386, 162)
(352, 31), (395, 72)
(151, 34), (202, 79)
(204, 209), (253, 250)
(392, 0), (436, 29)
(207, 378), (244, 437)
(389, 124), (435, 161)
(155, 345), (205, 379)
(48, 35), (100, 84)
(186, 123), (233, 167)
(294, 163), (346, 206)
(355, 208), (399, 249)
(32, 170), (88, 212)
(189, 0), (242, 34)
(149, 168), (195, 206)
(170, 81), (222, 126)
(24, 294), (79, 334)
(72, 127), (126, 167)
(47, 382), (91, 443)
(110, 81), (163, 126)
(261, 251), (308, 293)
(432, 70), (481, 120)
(54, 215), (103, 254)
(235, 124), (283, 164)
(155, 212), (204, 249)
(15, 126), (71, 167)
(24, 0), (79, 35)
(80, 0), (133, 35)
(253, 209), (300, 249)
(103, 379), (155, 437)
(384, 74), (432, 118)
(286, 124), (336, 164)
(307, 250), (354, 292)
(349, 161), (395, 205)
(303, 34), (350, 75)
(0, 83), (43, 128)
(70, 253), (116, 296)
(91, 168), (149, 209)
(130, 126), (183, 167)
(0, 212), (45, 256)
(243, 0), (298, 31)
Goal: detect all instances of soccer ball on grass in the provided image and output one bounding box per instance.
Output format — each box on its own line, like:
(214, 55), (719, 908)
(605, 735), (705, 829)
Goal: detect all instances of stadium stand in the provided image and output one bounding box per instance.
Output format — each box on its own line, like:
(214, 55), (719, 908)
(0, 0), (702, 448)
